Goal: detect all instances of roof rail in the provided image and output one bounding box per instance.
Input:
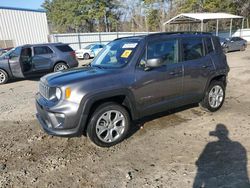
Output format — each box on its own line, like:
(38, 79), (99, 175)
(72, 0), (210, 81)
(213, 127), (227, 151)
(148, 31), (213, 36)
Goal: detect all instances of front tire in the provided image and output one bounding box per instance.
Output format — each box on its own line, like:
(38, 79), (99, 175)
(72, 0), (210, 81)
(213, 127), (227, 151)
(87, 102), (130, 147)
(200, 81), (225, 112)
(0, 69), (8, 85)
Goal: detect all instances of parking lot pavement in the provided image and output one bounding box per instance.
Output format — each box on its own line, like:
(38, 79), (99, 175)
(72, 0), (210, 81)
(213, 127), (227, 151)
(0, 49), (250, 187)
(78, 59), (92, 66)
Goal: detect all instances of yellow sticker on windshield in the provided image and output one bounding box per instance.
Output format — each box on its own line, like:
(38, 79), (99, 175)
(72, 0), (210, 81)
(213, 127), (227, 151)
(121, 50), (132, 58)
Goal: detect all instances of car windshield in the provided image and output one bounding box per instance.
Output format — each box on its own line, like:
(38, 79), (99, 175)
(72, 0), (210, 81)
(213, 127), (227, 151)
(91, 39), (140, 68)
(0, 47), (15, 58)
(84, 44), (95, 49)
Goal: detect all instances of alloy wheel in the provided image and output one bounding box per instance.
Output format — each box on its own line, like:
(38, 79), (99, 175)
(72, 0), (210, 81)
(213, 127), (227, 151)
(96, 110), (126, 143)
(54, 64), (68, 72)
(208, 85), (224, 108)
(0, 71), (6, 84)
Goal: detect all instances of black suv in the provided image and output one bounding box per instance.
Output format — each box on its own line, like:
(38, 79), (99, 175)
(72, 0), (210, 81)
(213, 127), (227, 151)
(0, 43), (78, 84)
(36, 32), (229, 147)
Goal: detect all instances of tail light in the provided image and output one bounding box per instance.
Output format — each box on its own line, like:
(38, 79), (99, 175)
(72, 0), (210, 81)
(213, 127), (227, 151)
(70, 51), (76, 59)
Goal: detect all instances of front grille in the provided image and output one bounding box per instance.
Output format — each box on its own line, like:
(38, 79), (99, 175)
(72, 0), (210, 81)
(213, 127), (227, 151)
(39, 81), (50, 100)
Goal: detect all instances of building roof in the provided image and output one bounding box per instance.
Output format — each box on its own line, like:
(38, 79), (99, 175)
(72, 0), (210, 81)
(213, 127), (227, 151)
(0, 6), (45, 13)
(164, 13), (243, 25)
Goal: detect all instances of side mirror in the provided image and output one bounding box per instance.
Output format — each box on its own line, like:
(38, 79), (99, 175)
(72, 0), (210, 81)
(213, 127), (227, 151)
(146, 58), (165, 68)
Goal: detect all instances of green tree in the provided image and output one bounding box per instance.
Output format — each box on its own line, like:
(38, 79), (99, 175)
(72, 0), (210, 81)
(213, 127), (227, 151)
(147, 9), (160, 31)
(43, 0), (121, 33)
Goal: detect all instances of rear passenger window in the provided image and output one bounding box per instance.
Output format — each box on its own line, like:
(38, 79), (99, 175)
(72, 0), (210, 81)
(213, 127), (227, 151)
(182, 38), (204, 61)
(56, 45), (73, 52)
(34, 46), (53, 55)
(205, 37), (214, 54)
(147, 39), (178, 64)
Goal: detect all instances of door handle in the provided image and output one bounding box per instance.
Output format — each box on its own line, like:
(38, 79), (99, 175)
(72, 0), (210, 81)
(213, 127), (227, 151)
(202, 65), (209, 69)
(169, 70), (182, 75)
(169, 71), (176, 75)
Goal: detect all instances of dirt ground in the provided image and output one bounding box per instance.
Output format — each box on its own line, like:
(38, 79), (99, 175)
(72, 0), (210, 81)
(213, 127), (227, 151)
(1, 49), (250, 188)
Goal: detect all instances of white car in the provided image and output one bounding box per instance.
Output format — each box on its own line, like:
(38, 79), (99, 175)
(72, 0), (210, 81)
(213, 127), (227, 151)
(75, 44), (105, 59)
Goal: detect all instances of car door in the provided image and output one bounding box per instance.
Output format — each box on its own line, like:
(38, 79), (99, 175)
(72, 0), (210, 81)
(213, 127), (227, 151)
(229, 38), (238, 51)
(8, 47), (25, 78)
(32, 46), (54, 72)
(133, 37), (183, 116)
(235, 37), (243, 50)
(181, 37), (215, 104)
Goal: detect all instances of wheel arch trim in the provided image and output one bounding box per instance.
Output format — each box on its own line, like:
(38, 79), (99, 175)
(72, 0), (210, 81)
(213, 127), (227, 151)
(76, 89), (139, 134)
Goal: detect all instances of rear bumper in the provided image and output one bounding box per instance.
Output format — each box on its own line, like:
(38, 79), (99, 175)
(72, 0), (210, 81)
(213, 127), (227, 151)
(35, 93), (87, 137)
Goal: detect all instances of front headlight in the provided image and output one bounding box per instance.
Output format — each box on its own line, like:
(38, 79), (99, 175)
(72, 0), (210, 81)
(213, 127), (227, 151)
(55, 88), (62, 100)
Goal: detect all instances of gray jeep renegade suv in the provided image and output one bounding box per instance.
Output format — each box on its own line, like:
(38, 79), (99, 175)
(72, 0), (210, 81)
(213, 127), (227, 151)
(36, 32), (229, 147)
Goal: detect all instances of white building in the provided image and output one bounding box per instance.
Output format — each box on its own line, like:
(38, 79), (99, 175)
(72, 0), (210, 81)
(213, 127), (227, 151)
(0, 6), (49, 48)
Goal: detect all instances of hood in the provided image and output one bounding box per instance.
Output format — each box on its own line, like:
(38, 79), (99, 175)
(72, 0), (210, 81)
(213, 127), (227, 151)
(42, 66), (112, 87)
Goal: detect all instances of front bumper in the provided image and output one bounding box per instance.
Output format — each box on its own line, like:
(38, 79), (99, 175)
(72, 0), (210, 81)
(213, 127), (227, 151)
(35, 93), (87, 137)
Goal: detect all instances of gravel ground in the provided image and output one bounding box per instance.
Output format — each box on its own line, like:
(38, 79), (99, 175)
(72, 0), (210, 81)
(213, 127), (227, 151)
(0, 50), (250, 188)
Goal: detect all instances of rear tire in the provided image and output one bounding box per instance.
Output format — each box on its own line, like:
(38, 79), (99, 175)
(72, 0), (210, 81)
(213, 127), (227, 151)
(240, 45), (246, 51)
(200, 81), (225, 112)
(53, 62), (68, 72)
(87, 102), (130, 147)
(0, 69), (8, 85)
(83, 53), (90, 60)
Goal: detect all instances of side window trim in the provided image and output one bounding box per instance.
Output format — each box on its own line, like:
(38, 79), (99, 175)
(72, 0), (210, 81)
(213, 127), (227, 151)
(206, 37), (215, 55)
(202, 38), (206, 56)
(211, 37), (215, 52)
(211, 37), (221, 54)
(46, 46), (54, 54)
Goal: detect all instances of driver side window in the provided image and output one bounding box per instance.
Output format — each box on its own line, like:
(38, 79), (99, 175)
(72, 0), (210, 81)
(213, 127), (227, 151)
(138, 39), (178, 68)
(148, 39), (178, 64)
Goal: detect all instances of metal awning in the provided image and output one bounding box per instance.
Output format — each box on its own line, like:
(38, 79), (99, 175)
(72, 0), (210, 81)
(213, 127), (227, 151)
(163, 13), (244, 36)
(164, 13), (243, 25)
